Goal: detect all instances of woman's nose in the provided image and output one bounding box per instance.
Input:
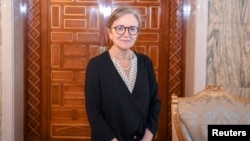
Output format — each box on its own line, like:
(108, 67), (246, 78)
(123, 28), (130, 36)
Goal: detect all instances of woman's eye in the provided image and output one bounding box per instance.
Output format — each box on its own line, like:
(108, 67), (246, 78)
(130, 27), (136, 31)
(116, 26), (124, 31)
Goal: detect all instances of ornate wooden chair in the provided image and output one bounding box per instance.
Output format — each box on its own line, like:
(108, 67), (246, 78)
(171, 85), (250, 141)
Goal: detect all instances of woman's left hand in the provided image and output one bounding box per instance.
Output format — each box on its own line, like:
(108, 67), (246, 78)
(140, 128), (153, 141)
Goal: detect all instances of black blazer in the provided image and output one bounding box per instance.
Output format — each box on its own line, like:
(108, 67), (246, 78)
(85, 51), (161, 141)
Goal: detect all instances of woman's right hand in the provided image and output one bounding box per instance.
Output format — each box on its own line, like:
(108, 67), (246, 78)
(111, 137), (118, 141)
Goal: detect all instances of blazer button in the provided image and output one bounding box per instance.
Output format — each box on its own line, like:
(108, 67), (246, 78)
(134, 135), (137, 139)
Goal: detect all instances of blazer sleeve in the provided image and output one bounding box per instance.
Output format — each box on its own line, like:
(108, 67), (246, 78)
(146, 58), (161, 136)
(85, 59), (115, 141)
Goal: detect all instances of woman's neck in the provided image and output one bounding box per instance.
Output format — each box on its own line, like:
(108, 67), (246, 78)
(109, 47), (132, 61)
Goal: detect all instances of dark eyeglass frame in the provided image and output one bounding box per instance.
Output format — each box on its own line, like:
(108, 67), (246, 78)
(111, 25), (139, 35)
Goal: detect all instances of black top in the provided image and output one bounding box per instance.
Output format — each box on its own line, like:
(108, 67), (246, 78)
(85, 51), (161, 141)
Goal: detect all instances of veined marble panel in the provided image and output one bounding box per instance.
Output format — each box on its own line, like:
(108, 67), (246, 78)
(207, 0), (250, 98)
(209, 0), (250, 24)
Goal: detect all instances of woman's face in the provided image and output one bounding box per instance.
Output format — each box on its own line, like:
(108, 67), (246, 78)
(108, 13), (139, 50)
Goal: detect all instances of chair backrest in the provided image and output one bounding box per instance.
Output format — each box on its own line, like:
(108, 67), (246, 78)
(171, 85), (250, 141)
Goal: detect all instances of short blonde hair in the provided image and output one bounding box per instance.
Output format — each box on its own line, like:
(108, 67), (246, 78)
(106, 6), (142, 29)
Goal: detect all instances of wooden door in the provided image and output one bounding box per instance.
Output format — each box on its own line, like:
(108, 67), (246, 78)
(25, 0), (185, 141)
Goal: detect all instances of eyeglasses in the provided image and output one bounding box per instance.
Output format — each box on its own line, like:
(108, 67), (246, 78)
(111, 25), (139, 35)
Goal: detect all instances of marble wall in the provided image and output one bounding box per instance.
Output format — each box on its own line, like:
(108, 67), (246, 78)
(207, 0), (250, 98)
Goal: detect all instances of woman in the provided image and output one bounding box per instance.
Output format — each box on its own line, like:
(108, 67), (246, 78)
(85, 6), (161, 141)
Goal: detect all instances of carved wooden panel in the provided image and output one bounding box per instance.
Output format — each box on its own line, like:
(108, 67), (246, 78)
(26, 0), (41, 137)
(168, 0), (184, 140)
(49, 0), (100, 139)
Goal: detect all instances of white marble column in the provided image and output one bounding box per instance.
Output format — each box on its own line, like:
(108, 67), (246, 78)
(1, 0), (15, 140)
(1, 0), (25, 140)
(185, 0), (208, 96)
(0, 0), (2, 140)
